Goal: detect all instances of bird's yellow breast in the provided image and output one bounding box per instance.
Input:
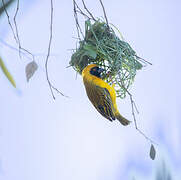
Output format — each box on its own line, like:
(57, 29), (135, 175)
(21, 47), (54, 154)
(82, 70), (117, 109)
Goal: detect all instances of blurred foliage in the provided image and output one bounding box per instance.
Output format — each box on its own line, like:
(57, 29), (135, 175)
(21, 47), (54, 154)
(133, 161), (173, 180)
(0, 0), (15, 17)
(0, 56), (16, 87)
(155, 161), (172, 180)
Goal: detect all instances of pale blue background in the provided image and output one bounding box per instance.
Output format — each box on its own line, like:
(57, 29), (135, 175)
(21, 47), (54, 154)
(0, 0), (181, 179)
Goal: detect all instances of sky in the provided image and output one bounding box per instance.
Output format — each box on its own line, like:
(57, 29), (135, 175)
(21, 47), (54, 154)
(0, 0), (181, 179)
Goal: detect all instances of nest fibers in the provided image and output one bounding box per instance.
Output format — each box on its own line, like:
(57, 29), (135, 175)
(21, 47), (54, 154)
(70, 19), (149, 98)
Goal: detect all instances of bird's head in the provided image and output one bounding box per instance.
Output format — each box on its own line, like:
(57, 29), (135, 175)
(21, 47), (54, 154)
(82, 64), (105, 78)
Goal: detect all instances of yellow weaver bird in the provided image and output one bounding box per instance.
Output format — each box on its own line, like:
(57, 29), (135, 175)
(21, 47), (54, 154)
(82, 64), (131, 126)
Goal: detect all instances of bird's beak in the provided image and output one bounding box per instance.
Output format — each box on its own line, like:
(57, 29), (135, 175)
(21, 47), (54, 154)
(98, 68), (105, 74)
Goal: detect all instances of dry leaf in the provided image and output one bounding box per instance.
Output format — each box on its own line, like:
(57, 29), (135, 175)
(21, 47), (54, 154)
(150, 144), (156, 160)
(25, 61), (38, 82)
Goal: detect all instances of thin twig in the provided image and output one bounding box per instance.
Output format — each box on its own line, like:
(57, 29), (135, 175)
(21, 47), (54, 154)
(21, 47), (35, 61)
(1, 0), (18, 43)
(129, 91), (156, 144)
(2, 0), (35, 61)
(45, 0), (55, 99)
(73, 0), (83, 39)
(73, 0), (97, 41)
(81, 0), (96, 21)
(99, 0), (109, 26)
(45, 0), (67, 99)
(13, 0), (22, 57)
(51, 84), (68, 97)
(136, 55), (152, 65)
(73, 0), (89, 19)
(0, 38), (60, 60)
(0, 38), (31, 60)
(133, 100), (139, 114)
(119, 79), (156, 145)
(129, 94), (145, 137)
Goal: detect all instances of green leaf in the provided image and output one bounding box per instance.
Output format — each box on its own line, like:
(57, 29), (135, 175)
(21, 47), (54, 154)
(83, 44), (97, 59)
(0, 56), (16, 88)
(135, 61), (143, 70)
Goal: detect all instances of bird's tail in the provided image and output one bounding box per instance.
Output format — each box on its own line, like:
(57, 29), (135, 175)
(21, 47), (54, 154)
(115, 112), (131, 126)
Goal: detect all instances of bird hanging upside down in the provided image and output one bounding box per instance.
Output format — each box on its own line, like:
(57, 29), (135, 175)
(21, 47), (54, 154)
(82, 64), (131, 126)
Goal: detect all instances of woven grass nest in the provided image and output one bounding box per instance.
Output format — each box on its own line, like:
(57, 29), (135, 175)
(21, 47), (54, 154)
(70, 19), (149, 98)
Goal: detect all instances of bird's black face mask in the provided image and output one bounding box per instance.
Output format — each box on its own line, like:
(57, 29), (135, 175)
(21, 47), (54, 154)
(90, 66), (105, 78)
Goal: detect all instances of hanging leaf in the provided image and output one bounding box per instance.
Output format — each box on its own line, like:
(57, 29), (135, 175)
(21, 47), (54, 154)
(0, 56), (16, 88)
(150, 144), (156, 160)
(83, 44), (97, 59)
(25, 61), (38, 82)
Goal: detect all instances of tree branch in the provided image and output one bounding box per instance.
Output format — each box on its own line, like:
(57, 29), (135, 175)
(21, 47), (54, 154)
(81, 0), (96, 21)
(118, 77), (156, 145)
(45, 0), (67, 99)
(99, 0), (109, 26)
(13, 0), (22, 57)
(1, 0), (18, 43)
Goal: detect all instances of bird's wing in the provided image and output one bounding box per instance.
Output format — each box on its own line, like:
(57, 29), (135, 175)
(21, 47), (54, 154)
(86, 84), (116, 121)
